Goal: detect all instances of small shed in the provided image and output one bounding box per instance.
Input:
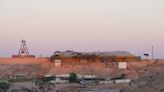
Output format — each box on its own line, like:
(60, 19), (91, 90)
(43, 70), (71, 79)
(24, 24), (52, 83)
(115, 79), (131, 83)
(118, 62), (127, 69)
(54, 59), (62, 67)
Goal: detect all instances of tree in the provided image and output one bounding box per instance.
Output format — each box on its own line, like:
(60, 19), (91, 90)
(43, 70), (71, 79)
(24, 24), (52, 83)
(69, 73), (77, 83)
(0, 82), (10, 92)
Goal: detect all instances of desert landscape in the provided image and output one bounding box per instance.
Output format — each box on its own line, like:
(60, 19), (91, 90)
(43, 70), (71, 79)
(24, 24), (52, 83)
(1, 0), (164, 92)
(0, 56), (164, 92)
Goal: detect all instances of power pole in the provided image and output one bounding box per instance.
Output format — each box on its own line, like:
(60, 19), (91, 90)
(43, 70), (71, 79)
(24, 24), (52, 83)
(152, 46), (154, 60)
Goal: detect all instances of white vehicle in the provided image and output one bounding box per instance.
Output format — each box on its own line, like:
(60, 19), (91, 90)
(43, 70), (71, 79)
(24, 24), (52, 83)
(80, 80), (90, 85)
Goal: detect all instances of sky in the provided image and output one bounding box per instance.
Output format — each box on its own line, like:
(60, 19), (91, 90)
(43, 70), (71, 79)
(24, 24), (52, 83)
(0, 0), (164, 58)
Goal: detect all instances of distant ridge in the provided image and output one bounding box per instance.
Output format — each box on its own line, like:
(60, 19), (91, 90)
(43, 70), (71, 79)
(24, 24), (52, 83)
(54, 50), (134, 57)
(83, 51), (133, 56)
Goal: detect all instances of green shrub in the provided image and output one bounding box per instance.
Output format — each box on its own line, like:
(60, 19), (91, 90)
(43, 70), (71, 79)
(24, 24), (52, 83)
(0, 82), (10, 92)
(69, 73), (77, 83)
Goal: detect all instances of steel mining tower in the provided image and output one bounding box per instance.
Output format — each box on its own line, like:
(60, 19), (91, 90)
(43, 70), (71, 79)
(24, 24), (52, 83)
(12, 40), (35, 58)
(18, 40), (29, 56)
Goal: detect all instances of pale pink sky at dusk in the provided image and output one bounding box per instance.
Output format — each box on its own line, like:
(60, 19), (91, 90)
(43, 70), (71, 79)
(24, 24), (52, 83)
(0, 0), (164, 58)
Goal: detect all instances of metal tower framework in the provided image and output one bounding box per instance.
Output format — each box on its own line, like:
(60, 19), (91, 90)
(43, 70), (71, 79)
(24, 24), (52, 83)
(18, 40), (29, 56)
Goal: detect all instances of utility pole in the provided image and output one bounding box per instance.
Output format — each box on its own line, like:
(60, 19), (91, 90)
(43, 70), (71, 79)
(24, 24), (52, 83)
(152, 46), (154, 60)
(32, 74), (33, 92)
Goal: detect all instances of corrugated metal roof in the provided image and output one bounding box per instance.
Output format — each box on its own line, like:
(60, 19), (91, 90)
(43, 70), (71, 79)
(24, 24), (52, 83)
(97, 89), (120, 92)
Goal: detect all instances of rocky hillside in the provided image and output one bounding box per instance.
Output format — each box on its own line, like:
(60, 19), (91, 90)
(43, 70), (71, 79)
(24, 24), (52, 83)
(86, 51), (133, 56)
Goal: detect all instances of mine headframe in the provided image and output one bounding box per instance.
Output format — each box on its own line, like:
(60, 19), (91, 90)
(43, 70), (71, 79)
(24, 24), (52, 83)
(18, 40), (29, 56)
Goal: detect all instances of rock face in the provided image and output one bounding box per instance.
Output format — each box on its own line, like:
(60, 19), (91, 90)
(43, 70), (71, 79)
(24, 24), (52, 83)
(125, 60), (164, 92)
